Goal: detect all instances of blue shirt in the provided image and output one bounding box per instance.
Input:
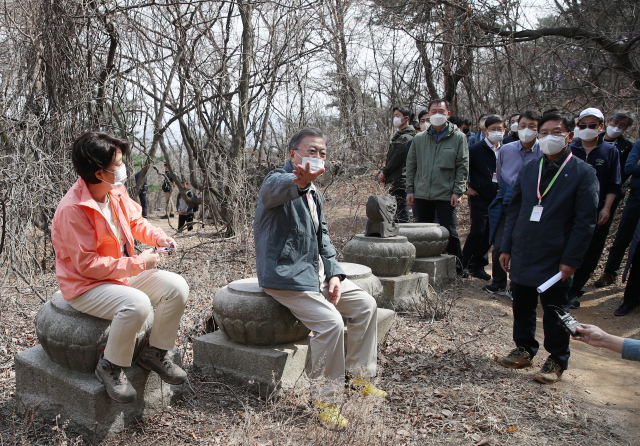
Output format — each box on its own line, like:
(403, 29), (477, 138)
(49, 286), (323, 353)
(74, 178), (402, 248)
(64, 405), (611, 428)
(496, 140), (542, 187)
(570, 137), (621, 210)
(431, 124), (449, 143)
(622, 338), (640, 362)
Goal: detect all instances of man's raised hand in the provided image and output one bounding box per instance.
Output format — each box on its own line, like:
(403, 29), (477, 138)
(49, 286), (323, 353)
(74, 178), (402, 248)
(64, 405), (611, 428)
(292, 162), (325, 189)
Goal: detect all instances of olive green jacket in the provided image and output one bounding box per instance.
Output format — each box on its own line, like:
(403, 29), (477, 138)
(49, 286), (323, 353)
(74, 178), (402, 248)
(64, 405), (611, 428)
(406, 123), (469, 201)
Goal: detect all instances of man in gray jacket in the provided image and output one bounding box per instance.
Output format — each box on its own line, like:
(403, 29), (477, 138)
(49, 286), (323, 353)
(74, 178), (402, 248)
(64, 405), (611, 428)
(254, 128), (384, 429)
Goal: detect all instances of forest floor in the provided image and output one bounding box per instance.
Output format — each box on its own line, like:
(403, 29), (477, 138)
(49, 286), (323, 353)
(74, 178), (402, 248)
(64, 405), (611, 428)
(0, 173), (638, 445)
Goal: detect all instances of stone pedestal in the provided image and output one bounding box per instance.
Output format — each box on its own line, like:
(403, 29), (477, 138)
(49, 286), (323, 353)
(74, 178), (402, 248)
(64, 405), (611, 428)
(397, 223), (449, 257)
(340, 262), (383, 304)
(15, 345), (185, 440)
(411, 255), (457, 289)
(343, 234), (415, 277)
(378, 273), (429, 311)
(193, 308), (396, 396)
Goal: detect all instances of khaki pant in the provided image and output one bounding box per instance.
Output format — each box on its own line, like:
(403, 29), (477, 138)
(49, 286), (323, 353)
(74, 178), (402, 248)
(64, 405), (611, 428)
(69, 269), (189, 367)
(263, 272), (378, 388)
(164, 191), (175, 215)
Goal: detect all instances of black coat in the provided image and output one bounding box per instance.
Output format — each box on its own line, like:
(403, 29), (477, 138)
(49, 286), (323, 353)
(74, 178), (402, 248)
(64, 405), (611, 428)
(383, 126), (415, 189)
(502, 149), (599, 288)
(467, 140), (499, 201)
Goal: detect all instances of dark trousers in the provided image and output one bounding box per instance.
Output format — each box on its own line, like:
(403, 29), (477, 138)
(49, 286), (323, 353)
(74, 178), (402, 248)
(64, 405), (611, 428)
(178, 214), (194, 231)
(491, 214), (508, 288)
(604, 191), (640, 276)
(414, 198), (462, 269)
(512, 282), (570, 370)
(390, 187), (410, 223)
(461, 195), (492, 271)
(139, 192), (148, 218)
(623, 253), (640, 306)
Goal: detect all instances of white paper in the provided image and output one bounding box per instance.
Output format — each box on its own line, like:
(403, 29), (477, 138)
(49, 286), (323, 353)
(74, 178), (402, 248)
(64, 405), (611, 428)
(301, 157), (324, 172)
(537, 271), (563, 293)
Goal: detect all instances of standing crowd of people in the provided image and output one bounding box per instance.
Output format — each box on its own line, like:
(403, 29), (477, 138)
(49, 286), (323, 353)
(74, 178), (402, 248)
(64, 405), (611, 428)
(381, 100), (639, 384)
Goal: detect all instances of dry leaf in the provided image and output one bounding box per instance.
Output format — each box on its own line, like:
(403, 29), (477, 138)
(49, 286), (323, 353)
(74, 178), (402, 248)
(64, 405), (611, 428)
(506, 425), (517, 433)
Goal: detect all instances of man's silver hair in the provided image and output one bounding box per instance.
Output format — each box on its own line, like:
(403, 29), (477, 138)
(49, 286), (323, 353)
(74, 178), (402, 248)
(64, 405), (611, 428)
(609, 110), (634, 127)
(288, 127), (326, 152)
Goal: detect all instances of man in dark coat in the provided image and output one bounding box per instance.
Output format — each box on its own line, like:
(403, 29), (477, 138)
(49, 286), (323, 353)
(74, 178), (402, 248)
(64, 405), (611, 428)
(496, 111), (599, 385)
(134, 170), (148, 218)
(379, 106), (415, 223)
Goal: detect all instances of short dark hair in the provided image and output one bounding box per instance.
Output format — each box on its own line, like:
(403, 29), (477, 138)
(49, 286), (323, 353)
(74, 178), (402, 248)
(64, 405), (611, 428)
(417, 109), (429, 121)
(509, 113), (521, 121)
(288, 127), (326, 152)
(393, 106), (413, 121)
(543, 107), (560, 115)
(539, 111), (576, 132)
(484, 114), (504, 129)
(477, 113), (489, 123)
(518, 109), (543, 124)
(448, 116), (462, 126)
(461, 119), (472, 126)
(72, 131), (130, 184)
(609, 110), (634, 127)
(427, 98), (450, 113)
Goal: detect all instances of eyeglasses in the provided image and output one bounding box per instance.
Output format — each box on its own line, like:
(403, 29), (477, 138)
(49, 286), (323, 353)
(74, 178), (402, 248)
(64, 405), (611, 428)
(295, 148), (326, 159)
(538, 131), (568, 138)
(577, 123), (599, 130)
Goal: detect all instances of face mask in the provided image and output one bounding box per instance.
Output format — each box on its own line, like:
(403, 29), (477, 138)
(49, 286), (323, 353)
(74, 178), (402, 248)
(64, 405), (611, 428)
(606, 126), (623, 139)
(301, 157), (324, 172)
(577, 128), (599, 141)
(462, 128), (469, 134)
(102, 164), (127, 188)
(539, 134), (568, 155)
(510, 122), (519, 133)
(487, 130), (504, 143)
(430, 113), (447, 127)
(420, 122), (429, 131)
(393, 117), (403, 128)
(518, 128), (537, 143)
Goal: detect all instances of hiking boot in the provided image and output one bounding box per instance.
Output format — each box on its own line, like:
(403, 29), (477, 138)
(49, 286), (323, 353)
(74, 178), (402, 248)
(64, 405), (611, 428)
(533, 358), (564, 384)
(95, 354), (136, 403)
(472, 269), (491, 281)
(594, 273), (615, 288)
(568, 297), (581, 309)
(137, 342), (187, 385)
(312, 401), (348, 429)
(496, 347), (534, 369)
(483, 284), (511, 299)
(614, 302), (638, 317)
(347, 377), (387, 398)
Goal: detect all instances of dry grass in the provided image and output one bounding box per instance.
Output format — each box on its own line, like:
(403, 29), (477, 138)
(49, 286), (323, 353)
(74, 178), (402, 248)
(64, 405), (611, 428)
(0, 175), (635, 445)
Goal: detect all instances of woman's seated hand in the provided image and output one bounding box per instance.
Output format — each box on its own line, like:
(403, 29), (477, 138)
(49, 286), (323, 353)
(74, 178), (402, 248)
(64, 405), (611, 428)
(156, 236), (176, 248)
(140, 248), (160, 270)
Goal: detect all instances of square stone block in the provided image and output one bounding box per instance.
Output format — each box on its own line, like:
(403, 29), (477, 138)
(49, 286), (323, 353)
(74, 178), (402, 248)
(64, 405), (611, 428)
(411, 255), (457, 289)
(378, 273), (429, 311)
(15, 345), (185, 441)
(194, 309), (397, 396)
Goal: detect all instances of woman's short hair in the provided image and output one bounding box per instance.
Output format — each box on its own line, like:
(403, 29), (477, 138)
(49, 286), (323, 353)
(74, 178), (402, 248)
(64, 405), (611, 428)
(72, 131), (130, 184)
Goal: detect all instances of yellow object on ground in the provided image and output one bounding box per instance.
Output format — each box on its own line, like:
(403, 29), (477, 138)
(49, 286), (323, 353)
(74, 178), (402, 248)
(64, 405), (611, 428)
(312, 400), (348, 429)
(349, 378), (388, 398)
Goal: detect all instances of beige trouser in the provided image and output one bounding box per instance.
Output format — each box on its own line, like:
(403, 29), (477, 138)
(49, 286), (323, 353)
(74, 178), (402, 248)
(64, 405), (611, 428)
(164, 191), (175, 214)
(68, 269), (189, 367)
(262, 261), (378, 388)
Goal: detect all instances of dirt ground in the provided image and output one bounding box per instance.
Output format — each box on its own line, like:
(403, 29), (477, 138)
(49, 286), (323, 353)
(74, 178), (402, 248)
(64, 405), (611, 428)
(1, 175), (639, 445)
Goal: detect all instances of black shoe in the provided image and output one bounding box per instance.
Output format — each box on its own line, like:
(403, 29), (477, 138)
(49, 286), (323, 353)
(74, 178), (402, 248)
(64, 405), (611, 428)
(614, 302), (637, 316)
(594, 273), (615, 288)
(160, 215), (168, 219)
(461, 269), (471, 278)
(483, 284), (512, 299)
(170, 213), (175, 218)
(568, 297), (581, 309)
(472, 269), (491, 281)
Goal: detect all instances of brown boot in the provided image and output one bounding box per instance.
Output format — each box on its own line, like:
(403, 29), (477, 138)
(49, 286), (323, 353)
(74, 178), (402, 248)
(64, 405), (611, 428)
(533, 357), (563, 384)
(496, 347), (534, 369)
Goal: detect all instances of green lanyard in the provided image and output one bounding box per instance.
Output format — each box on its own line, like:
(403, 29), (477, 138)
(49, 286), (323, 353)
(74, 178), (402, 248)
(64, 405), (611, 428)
(537, 153), (573, 205)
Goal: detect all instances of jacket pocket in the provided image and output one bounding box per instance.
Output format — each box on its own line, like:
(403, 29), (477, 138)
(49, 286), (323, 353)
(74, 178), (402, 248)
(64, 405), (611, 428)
(435, 147), (456, 170)
(277, 228), (312, 266)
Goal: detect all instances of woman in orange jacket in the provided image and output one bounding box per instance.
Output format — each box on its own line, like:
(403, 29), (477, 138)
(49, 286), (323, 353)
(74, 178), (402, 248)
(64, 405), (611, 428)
(51, 131), (188, 403)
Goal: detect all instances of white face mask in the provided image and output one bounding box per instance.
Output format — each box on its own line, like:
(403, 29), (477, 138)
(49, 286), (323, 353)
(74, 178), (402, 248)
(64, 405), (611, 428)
(606, 126), (623, 139)
(393, 117), (403, 128)
(420, 121), (429, 131)
(102, 164), (127, 188)
(518, 128), (537, 143)
(510, 122), (519, 133)
(539, 134), (568, 155)
(430, 113), (447, 127)
(301, 157), (324, 172)
(487, 130), (504, 144)
(577, 127), (599, 141)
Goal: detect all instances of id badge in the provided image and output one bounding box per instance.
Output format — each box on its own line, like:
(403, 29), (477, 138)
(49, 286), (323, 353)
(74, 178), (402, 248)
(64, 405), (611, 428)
(492, 172), (498, 183)
(530, 205), (543, 222)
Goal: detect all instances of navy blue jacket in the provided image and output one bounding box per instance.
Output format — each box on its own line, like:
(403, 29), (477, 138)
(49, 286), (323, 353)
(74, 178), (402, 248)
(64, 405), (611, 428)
(254, 161), (345, 291)
(604, 134), (635, 186)
(488, 177), (514, 244)
(502, 149), (599, 288)
(625, 140), (640, 193)
(570, 136), (620, 210)
(467, 140), (499, 201)
(501, 132), (519, 145)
